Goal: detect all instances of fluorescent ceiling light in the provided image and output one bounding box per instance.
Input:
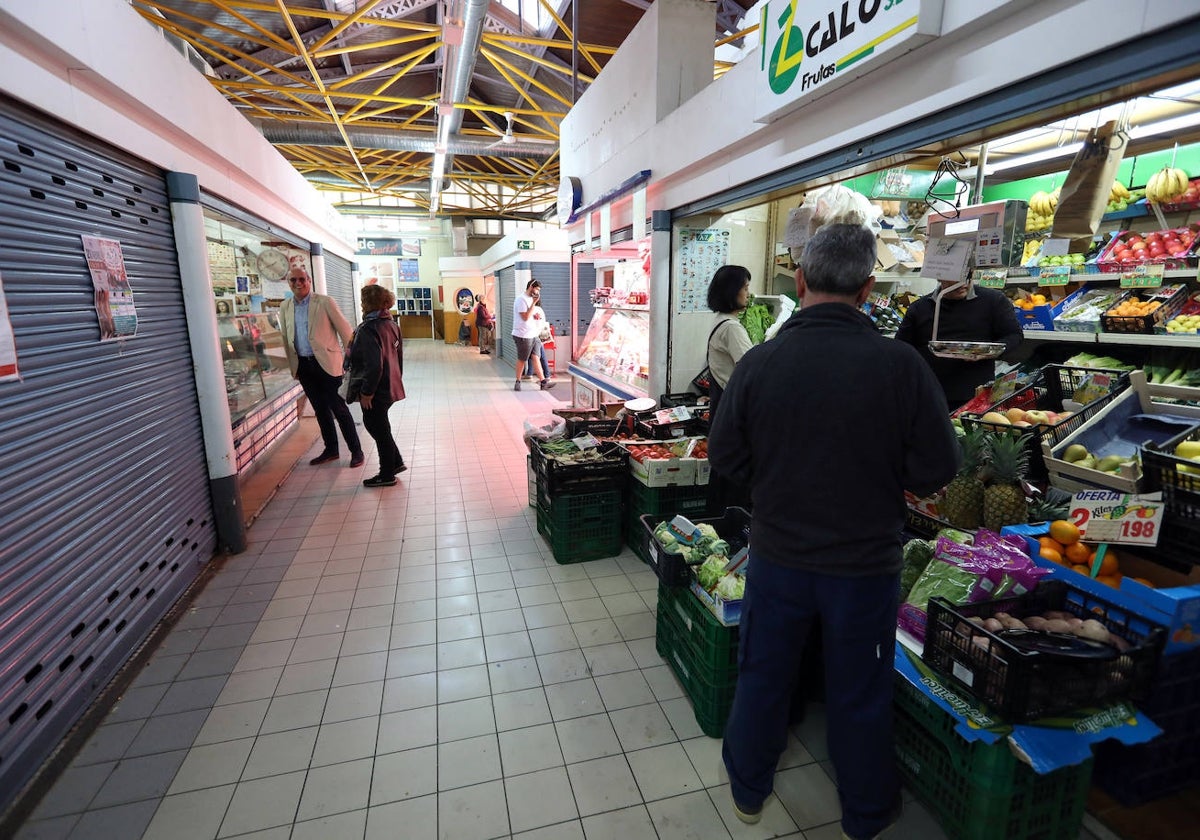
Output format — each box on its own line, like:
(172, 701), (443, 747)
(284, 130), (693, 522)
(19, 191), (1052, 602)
(989, 142), (1083, 173)
(1129, 110), (1200, 139)
(430, 151), (446, 184)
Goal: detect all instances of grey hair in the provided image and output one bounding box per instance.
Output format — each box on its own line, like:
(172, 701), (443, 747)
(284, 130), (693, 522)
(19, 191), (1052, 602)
(800, 224), (877, 295)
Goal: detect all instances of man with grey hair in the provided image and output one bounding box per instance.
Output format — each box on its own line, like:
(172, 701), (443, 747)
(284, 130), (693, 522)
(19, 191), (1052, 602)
(708, 223), (959, 840)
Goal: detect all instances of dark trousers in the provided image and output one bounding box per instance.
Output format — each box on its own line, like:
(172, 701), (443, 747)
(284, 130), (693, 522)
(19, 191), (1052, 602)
(722, 555), (900, 840)
(296, 356), (361, 456)
(524, 343), (549, 378)
(361, 400), (402, 478)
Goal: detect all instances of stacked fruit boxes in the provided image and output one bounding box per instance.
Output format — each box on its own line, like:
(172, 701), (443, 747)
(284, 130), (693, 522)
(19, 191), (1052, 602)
(655, 582), (739, 737)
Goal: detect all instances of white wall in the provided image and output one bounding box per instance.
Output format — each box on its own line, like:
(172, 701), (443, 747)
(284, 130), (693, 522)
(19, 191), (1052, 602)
(562, 0), (1200, 217)
(0, 0), (356, 257)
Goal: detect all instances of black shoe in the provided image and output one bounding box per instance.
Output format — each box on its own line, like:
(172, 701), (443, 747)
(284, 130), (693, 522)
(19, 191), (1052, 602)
(310, 452), (338, 466)
(514, 380), (521, 391)
(395, 464), (408, 474)
(363, 474), (397, 487)
(732, 799), (762, 825)
(349, 452), (365, 468)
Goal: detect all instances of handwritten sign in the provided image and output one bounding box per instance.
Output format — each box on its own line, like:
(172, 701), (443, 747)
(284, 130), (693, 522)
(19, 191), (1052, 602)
(921, 237), (974, 283)
(1120, 264), (1165, 289)
(1071, 490), (1164, 547)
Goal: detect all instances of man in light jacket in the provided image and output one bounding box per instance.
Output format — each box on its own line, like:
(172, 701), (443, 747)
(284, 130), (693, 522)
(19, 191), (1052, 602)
(278, 267), (364, 467)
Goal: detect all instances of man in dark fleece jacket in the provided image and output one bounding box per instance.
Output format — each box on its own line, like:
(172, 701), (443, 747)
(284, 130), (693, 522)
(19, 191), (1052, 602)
(709, 224), (959, 840)
(895, 282), (1023, 410)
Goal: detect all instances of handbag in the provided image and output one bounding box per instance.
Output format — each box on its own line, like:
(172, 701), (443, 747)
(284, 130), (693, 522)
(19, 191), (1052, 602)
(339, 325), (365, 402)
(538, 324), (552, 342)
(692, 320), (732, 395)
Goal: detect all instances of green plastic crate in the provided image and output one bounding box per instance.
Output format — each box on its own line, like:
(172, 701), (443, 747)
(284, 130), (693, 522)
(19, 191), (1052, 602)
(656, 584), (739, 675)
(893, 677), (1092, 840)
(536, 488), (622, 564)
(626, 483), (710, 561)
(656, 610), (737, 738)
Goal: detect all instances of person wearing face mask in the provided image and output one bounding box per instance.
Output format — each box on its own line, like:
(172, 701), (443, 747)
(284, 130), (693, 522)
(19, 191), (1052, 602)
(894, 274), (1023, 411)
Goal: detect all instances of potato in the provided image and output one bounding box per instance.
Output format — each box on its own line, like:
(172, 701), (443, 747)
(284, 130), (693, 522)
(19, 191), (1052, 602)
(1042, 619), (1074, 634)
(1075, 619), (1111, 644)
(982, 618), (1004, 633)
(1024, 616), (1048, 631)
(994, 612), (1028, 631)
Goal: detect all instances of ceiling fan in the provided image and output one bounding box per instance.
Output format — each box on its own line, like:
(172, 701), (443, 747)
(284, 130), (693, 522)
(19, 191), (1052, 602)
(484, 112), (557, 150)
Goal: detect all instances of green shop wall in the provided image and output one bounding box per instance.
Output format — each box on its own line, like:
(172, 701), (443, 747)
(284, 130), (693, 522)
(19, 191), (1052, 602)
(981, 141), (1200, 202)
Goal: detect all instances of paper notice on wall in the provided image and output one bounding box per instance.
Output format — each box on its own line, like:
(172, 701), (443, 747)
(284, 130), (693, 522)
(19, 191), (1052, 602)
(81, 235), (139, 341)
(676, 228), (731, 313)
(0, 269), (19, 381)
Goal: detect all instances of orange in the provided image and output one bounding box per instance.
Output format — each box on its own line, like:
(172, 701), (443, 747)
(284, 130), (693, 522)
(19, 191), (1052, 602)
(1071, 564), (1091, 576)
(1064, 542), (1092, 565)
(1098, 552), (1120, 577)
(1039, 547), (1064, 565)
(1097, 573), (1122, 589)
(1049, 520), (1081, 546)
(1038, 537), (1066, 555)
(1131, 577), (1155, 589)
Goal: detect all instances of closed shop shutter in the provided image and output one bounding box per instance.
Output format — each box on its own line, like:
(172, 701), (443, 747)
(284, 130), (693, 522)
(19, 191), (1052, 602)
(530, 262), (570, 340)
(0, 97), (217, 804)
(575, 262), (598, 344)
(324, 252), (355, 323)
(497, 265), (516, 361)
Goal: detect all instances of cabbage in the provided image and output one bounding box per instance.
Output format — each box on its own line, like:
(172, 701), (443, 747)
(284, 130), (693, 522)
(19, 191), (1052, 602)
(696, 523), (720, 540)
(696, 556), (725, 590)
(714, 574), (745, 600)
(653, 522), (682, 553)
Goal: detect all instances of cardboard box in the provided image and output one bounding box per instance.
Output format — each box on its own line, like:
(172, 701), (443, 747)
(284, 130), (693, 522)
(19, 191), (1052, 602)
(875, 235), (898, 271)
(1043, 371), (1200, 493)
(625, 446), (696, 487)
(1017, 286), (1088, 332)
(1004, 524), (1200, 656)
(688, 577), (742, 626)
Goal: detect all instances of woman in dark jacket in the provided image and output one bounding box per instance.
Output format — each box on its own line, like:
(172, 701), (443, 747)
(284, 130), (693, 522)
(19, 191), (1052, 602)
(347, 284), (406, 487)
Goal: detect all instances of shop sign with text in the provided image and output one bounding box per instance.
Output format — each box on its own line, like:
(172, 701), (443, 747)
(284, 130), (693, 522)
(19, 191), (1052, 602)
(757, 0), (944, 124)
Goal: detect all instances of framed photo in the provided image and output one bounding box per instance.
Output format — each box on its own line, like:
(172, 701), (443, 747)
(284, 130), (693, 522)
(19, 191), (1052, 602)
(236, 275), (250, 293)
(235, 294), (252, 313)
(215, 295), (236, 317)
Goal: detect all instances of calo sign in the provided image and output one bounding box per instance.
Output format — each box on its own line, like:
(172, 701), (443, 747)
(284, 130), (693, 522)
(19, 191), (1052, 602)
(756, 0), (944, 124)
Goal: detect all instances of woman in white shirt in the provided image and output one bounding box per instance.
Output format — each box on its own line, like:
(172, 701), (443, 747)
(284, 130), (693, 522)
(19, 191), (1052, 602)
(706, 265), (754, 512)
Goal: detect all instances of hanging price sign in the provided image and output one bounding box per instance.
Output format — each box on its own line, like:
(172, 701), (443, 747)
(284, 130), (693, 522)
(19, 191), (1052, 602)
(1120, 263), (1165, 288)
(1038, 265), (1072, 286)
(1070, 490), (1164, 547)
(975, 268), (1008, 289)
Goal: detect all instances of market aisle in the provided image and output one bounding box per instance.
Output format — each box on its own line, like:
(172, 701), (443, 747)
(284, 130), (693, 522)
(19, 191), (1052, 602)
(14, 340), (1095, 840)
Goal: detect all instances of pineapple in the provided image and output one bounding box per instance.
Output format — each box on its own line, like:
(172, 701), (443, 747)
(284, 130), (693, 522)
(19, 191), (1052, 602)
(941, 426), (988, 529)
(983, 432), (1031, 531)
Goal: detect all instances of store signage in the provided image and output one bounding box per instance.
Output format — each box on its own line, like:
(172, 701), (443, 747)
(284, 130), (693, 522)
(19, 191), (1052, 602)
(1038, 266), (1072, 287)
(920, 237), (972, 283)
(1120, 263), (1165, 289)
(356, 237), (421, 257)
(1071, 490), (1164, 548)
(869, 166), (937, 200)
(975, 269), (1008, 289)
(517, 240), (535, 250)
(757, 0), (945, 124)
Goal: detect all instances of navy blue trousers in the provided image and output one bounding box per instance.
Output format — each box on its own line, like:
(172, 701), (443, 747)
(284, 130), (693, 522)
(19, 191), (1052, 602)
(722, 554), (900, 840)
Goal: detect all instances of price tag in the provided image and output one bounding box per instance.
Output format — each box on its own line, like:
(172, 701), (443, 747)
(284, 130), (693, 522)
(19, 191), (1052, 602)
(1070, 490), (1164, 547)
(975, 268), (1008, 289)
(1038, 265), (1072, 286)
(1120, 264), (1165, 289)
(989, 370), (1021, 403)
(921, 237), (974, 283)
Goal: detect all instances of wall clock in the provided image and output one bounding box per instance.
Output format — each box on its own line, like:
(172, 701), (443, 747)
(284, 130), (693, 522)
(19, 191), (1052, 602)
(255, 246), (291, 282)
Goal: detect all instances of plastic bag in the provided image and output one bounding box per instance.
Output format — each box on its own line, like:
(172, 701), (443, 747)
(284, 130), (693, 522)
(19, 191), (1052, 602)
(523, 414), (566, 448)
(785, 185), (883, 261)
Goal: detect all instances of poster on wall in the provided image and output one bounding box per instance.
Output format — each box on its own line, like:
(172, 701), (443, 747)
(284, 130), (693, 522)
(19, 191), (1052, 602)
(0, 269), (19, 381)
(359, 256), (397, 289)
(675, 228), (731, 313)
(81, 235), (139, 341)
(356, 237), (422, 258)
(397, 259), (421, 283)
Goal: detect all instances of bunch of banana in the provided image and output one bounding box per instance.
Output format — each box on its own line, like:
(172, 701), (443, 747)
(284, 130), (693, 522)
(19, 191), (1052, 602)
(1146, 167), (1190, 204)
(1029, 189), (1058, 216)
(1106, 181), (1131, 213)
(1021, 238), (1042, 264)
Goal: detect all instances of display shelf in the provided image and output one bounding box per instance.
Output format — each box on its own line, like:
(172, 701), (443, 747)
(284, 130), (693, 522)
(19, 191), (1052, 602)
(573, 307), (650, 395)
(567, 363), (647, 402)
(1021, 329), (1200, 348)
(593, 302), (650, 312)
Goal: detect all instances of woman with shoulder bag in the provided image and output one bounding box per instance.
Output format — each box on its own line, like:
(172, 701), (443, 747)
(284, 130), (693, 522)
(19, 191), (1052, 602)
(345, 284), (407, 487)
(474, 294), (496, 354)
(705, 265), (754, 510)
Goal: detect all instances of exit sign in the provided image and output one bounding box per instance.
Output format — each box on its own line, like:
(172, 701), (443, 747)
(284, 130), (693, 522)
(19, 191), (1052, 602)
(517, 240), (534, 250)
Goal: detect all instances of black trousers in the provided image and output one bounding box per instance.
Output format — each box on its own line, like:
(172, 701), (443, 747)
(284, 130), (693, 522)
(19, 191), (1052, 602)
(362, 400), (402, 478)
(296, 356), (361, 456)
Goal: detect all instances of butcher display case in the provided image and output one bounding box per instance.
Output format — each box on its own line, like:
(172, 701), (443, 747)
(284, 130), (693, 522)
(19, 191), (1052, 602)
(572, 304), (650, 396)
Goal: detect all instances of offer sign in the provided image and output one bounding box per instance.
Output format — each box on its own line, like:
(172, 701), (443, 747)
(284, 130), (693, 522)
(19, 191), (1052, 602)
(1070, 490), (1164, 547)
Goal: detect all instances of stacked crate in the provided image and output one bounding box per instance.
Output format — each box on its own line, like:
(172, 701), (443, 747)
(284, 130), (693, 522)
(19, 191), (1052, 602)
(531, 439), (625, 564)
(655, 582), (739, 738)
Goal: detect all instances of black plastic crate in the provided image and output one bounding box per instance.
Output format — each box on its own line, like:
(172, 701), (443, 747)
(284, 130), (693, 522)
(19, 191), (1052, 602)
(1093, 645), (1200, 806)
(959, 365), (1130, 483)
(922, 579), (1166, 722)
(639, 506), (751, 587)
(626, 482), (711, 562)
(531, 439), (627, 494)
(635, 417), (702, 440)
(659, 392), (705, 408)
(552, 407), (606, 420)
(904, 505), (949, 539)
(565, 416), (626, 439)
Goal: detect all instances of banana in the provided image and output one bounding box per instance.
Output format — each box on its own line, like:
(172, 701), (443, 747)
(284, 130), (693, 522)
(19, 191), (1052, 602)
(1148, 170), (1163, 203)
(1147, 167), (1190, 203)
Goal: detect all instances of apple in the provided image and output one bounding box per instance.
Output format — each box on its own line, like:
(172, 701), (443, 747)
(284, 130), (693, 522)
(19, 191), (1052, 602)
(1130, 241), (1148, 251)
(1117, 248), (1134, 261)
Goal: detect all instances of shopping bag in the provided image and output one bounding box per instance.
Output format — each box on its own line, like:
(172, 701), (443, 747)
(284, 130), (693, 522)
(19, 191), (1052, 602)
(1052, 120), (1128, 239)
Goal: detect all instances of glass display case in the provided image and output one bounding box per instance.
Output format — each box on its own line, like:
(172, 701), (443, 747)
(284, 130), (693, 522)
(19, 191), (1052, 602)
(573, 306), (650, 394)
(218, 313), (294, 423)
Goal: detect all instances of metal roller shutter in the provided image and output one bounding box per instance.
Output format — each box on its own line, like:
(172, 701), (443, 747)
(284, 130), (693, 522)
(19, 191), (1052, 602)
(497, 265), (516, 361)
(574, 261), (598, 343)
(324, 252), (355, 323)
(530, 262), (570, 339)
(0, 97), (217, 804)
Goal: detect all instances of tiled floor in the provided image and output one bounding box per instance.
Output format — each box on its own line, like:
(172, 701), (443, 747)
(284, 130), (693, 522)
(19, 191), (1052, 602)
(15, 341), (1109, 840)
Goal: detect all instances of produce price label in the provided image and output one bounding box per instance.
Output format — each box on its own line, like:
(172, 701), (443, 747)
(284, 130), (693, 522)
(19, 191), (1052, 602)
(1041, 238), (1072, 257)
(1038, 266), (1072, 286)
(1070, 490), (1164, 547)
(975, 269), (1008, 289)
(1120, 264), (1165, 289)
